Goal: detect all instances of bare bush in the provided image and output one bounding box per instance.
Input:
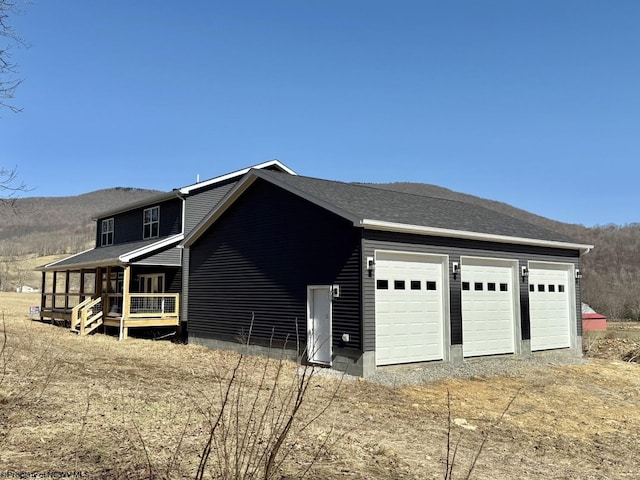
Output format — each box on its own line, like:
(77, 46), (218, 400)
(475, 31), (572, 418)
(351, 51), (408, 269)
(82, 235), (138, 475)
(195, 329), (343, 479)
(0, 310), (60, 446)
(443, 388), (521, 480)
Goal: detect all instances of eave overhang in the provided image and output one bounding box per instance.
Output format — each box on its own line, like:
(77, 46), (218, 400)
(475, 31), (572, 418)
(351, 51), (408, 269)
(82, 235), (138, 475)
(118, 234), (184, 262)
(183, 170), (593, 256)
(360, 219), (594, 254)
(36, 234), (184, 272)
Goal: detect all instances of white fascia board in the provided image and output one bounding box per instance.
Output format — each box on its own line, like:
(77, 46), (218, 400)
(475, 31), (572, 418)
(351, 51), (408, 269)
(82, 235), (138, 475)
(35, 247), (96, 271)
(179, 160), (297, 194)
(119, 234), (184, 263)
(360, 219), (594, 254)
(181, 195), (186, 235)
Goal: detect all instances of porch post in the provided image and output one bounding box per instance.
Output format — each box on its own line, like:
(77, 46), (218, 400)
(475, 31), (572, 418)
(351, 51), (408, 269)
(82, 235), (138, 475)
(52, 271), (57, 310)
(64, 270), (70, 310)
(96, 267), (103, 297)
(79, 269), (85, 303)
(120, 265), (131, 341)
(105, 266), (112, 319)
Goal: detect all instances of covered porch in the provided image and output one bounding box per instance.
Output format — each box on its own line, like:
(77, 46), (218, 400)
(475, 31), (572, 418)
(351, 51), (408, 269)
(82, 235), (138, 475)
(36, 236), (182, 339)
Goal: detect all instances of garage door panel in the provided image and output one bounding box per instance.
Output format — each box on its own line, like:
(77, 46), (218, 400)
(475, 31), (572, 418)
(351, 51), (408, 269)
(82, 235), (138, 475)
(529, 264), (572, 351)
(462, 260), (516, 357)
(375, 253), (446, 365)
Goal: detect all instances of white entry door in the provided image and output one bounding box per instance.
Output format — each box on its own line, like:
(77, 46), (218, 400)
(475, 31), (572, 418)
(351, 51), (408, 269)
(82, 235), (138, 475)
(529, 263), (572, 351)
(307, 286), (332, 365)
(461, 258), (517, 357)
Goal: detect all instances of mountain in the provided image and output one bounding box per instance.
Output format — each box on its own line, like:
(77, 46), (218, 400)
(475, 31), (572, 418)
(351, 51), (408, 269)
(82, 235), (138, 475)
(0, 187), (162, 257)
(2, 183), (638, 320)
(365, 182), (640, 321)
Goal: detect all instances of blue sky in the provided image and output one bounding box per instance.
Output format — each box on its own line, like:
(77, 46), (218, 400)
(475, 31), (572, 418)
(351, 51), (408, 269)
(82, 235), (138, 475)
(2, 1), (638, 227)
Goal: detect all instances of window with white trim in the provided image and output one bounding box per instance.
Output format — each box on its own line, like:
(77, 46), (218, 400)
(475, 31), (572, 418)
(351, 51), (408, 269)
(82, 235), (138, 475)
(101, 218), (114, 246)
(143, 206), (160, 239)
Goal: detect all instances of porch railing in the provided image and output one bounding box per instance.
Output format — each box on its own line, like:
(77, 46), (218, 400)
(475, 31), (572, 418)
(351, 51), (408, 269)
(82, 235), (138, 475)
(70, 297), (93, 332)
(70, 296), (103, 335)
(63, 293), (180, 335)
(126, 293), (180, 319)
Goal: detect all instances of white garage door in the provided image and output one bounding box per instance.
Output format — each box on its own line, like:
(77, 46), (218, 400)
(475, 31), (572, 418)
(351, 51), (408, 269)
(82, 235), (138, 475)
(462, 258), (517, 357)
(529, 263), (572, 351)
(375, 252), (446, 366)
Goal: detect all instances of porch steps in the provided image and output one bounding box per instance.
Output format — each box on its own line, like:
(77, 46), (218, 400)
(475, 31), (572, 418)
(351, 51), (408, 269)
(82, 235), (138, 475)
(70, 297), (104, 336)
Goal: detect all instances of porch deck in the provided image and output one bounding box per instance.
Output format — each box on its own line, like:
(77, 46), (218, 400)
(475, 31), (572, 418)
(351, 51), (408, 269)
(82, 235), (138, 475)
(40, 307), (74, 323)
(40, 292), (179, 338)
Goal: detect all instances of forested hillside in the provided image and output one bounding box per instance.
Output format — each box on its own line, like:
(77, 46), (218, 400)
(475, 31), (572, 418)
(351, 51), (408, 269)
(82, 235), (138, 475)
(0, 187), (160, 290)
(0, 187), (161, 256)
(2, 182), (638, 320)
(368, 182), (640, 320)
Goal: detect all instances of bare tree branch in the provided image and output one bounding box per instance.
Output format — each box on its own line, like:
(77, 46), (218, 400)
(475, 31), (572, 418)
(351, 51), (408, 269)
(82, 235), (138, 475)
(0, 166), (28, 214)
(1, 0), (29, 113)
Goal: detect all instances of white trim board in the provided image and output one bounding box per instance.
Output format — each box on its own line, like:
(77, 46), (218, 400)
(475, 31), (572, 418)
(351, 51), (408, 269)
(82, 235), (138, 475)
(361, 219), (593, 254)
(179, 160), (297, 194)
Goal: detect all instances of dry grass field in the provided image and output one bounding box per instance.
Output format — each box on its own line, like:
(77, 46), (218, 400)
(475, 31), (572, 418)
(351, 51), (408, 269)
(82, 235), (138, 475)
(1, 292), (639, 479)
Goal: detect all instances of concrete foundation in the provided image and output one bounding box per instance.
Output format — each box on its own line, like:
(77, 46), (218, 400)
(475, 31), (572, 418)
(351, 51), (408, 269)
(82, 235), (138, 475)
(450, 344), (464, 365)
(190, 335), (299, 362)
(189, 334), (584, 378)
(190, 334), (375, 377)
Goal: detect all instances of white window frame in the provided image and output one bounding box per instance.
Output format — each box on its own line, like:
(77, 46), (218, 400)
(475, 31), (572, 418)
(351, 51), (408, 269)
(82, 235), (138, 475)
(143, 206), (160, 239)
(101, 218), (114, 246)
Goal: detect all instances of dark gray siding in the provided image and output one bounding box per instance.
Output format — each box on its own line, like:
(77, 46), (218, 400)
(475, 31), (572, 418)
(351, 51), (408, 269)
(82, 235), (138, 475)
(362, 230), (581, 353)
(188, 179), (361, 350)
(184, 179), (237, 235)
(181, 247), (190, 324)
(96, 198), (182, 246)
(134, 246), (182, 267)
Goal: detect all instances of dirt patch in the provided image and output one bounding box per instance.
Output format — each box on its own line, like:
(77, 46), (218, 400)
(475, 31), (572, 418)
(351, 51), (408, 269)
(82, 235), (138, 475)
(1, 293), (640, 479)
(583, 321), (640, 362)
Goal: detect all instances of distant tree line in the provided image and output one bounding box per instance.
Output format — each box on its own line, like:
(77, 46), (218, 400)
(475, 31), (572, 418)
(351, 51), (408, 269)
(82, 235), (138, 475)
(364, 183), (640, 321)
(0, 187), (160, 290)
(575, 224), (640, 320)
(1, 183), (639, 321)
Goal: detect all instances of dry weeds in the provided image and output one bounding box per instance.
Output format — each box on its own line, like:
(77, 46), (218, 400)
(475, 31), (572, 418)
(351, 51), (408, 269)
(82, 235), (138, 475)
(0, 292), (639, 479)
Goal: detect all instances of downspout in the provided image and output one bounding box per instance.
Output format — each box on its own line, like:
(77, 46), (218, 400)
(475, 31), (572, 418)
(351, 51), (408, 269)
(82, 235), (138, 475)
(120, 265), (130, 341)
(177, 244), (184, 339)
(178, 191), (186, 338)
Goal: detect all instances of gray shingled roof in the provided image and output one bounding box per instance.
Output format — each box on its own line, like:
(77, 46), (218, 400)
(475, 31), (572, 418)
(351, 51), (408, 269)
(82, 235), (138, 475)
(38, 237), (177, 271)
(256, 170), (580, 245)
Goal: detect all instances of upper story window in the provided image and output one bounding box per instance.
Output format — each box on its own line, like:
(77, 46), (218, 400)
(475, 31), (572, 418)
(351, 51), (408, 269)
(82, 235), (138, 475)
(143, 206), (160, 239)
(101, 218), (114, 246)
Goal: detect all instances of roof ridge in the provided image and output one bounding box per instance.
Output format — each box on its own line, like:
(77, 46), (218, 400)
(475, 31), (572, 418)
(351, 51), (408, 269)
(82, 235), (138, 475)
(179, 160), (296, 193)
